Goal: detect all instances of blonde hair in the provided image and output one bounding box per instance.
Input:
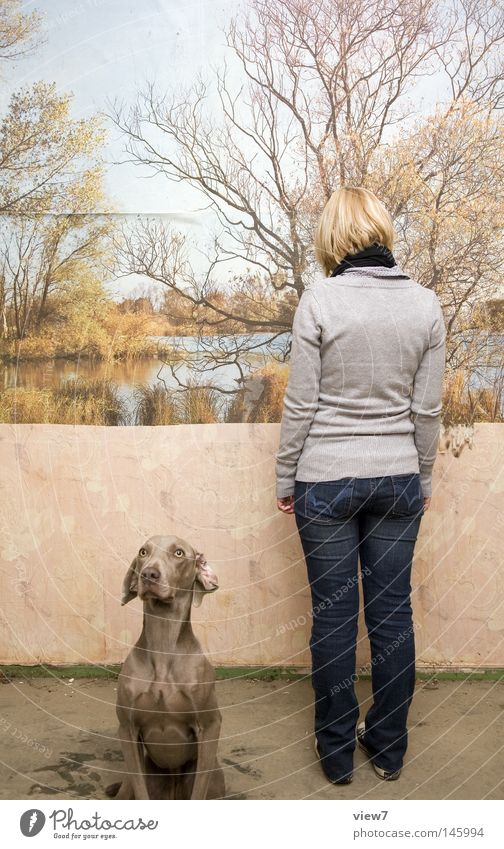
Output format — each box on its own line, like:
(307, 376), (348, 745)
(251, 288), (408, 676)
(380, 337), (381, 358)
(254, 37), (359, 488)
(314, 186), (395, 276)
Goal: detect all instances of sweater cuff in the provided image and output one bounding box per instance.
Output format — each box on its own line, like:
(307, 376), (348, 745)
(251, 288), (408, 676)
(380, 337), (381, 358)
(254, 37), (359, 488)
(276, 481), (295, 499)
(419, 471), (433, 498)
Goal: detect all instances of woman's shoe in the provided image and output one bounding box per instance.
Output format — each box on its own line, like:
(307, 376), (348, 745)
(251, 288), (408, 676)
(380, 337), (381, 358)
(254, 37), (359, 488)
(314, 738), (353, 784)
(356, 722), (401, 781)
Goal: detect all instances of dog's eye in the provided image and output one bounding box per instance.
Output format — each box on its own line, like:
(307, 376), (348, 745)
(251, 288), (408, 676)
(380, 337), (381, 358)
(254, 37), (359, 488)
(174, 548), (184, 558)
(139, 548), (147, 557)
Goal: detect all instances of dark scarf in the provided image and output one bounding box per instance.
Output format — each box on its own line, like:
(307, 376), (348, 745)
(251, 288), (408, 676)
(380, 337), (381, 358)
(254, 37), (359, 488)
(330, 242), (396, 277)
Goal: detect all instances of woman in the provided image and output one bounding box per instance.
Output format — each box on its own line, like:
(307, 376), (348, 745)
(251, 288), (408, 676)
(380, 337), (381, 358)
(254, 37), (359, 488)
(275, 186), (446, 785)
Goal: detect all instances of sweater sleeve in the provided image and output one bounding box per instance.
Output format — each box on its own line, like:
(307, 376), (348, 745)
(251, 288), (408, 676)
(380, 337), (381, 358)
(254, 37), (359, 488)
(410, 291), (446, 497)
(275, 288), (322, 498)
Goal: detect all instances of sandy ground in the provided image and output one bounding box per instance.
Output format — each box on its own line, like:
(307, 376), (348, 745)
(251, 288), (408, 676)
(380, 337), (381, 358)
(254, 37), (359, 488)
(0, 676), (502, 800)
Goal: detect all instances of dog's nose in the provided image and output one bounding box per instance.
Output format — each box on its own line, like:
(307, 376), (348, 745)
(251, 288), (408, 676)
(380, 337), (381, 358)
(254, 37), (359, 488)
(141, 567), (160, 583)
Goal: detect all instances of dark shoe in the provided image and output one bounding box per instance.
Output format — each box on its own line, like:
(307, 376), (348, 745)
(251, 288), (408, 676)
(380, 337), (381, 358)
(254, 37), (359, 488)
(356, 722), (402, 781)
(314, 738), (353, 785)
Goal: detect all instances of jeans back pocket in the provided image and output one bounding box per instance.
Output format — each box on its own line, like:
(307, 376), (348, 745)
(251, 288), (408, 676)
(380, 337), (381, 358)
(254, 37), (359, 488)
(296, 478), (355, 523)
(391, 473), (424, 517)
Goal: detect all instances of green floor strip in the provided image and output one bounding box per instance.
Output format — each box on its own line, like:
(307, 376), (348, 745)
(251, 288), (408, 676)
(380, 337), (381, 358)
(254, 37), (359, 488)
(1, 665), (503, 682)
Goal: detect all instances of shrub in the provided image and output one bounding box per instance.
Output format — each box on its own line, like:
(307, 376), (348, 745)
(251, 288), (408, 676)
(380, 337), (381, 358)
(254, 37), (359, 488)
(133, 384), (180, 425)
(225, 362), (289, 422)
(442, 369), (504, 426)
(0, 377), (127, 425)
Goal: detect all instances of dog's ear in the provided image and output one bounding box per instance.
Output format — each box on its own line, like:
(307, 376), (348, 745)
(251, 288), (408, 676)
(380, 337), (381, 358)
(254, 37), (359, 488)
(121, 556), (139, 606)
(192, 553), (219, 608)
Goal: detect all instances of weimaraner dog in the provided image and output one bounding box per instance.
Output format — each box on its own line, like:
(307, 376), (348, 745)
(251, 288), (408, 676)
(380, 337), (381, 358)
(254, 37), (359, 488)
(106, 535), (225, 800)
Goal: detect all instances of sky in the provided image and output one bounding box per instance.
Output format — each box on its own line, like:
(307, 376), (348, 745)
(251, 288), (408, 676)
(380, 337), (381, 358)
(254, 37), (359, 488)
(3, 0), (445, 297)
(7, 0), (243, 213)
(2, 0), (247, 294)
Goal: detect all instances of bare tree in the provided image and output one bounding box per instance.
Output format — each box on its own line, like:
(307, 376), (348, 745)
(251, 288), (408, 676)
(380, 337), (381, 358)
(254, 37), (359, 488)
(107, 0), (504, 398)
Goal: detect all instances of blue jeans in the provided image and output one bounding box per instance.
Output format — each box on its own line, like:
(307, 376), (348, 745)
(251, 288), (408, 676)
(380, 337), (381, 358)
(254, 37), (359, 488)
(294, 473), (424, 781)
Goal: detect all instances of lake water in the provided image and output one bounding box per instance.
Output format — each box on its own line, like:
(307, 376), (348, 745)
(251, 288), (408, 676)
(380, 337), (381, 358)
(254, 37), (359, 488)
(2, 332), (502, 422)
(1, 333), (290, 420)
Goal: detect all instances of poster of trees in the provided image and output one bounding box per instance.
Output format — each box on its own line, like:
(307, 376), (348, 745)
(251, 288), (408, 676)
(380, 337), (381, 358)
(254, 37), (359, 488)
(1, 0), (503, 428)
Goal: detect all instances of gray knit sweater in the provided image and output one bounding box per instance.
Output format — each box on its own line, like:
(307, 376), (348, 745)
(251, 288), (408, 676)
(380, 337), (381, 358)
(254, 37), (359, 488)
(275, 265), (446, 499)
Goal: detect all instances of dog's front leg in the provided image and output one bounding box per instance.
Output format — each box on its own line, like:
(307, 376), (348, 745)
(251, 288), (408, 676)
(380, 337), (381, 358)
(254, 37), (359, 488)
(118, 724), (150, 800)
(191, 717), (221, 800)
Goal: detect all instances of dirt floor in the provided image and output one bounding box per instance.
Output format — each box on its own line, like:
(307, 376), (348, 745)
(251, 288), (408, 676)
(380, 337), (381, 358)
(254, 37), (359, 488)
(0, 676), (502, 800)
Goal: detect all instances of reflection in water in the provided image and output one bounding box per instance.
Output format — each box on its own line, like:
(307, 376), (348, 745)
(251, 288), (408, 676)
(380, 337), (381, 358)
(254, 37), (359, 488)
(2, 331), (502, 422)
(1, 333), (290, 420)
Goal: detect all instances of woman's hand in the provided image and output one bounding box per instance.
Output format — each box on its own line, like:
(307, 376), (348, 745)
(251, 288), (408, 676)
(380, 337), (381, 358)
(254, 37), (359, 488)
(278, 495), (431, 514)
(277, 495), (294, 514)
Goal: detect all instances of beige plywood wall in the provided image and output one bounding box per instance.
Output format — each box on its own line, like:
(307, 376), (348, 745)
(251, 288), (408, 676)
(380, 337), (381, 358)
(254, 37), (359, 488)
(0, 423), (502, 669)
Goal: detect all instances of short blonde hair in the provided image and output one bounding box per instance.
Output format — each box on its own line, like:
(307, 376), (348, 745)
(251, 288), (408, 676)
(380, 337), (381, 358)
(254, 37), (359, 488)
(314, 186), (395, 276)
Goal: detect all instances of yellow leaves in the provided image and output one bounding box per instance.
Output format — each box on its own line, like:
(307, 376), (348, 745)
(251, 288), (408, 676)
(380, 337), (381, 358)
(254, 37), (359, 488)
(0, 0), (42, 70)
(0, 80), (107, 215)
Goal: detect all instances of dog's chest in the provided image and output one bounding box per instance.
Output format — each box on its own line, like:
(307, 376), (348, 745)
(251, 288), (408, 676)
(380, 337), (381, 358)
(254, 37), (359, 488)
(134, 674), (194, 718)
(132, 675), (199, 769)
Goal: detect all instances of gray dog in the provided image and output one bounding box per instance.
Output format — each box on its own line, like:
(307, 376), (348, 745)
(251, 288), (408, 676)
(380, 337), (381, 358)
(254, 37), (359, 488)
(106, 535), (225, 799)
